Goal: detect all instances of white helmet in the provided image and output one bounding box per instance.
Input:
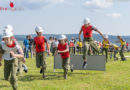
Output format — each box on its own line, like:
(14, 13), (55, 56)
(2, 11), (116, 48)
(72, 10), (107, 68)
(83, 17), (90, 24)
(104, 35), (109, 38)
(2, 30), (14, 38)
(35, 26), (44, 32)
(4, 24), (13, 32)
(59, 34), (67, 40)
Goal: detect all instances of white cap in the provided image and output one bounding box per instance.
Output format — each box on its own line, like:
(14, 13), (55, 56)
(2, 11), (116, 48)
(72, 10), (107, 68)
(3, 27), (14, 36)
(35, 26), (44, 32)
(4, 24), (13, 32)
(83, 18), (90, 24)
(2, 30), (14, 38)
(104, 35), (109, 38)
(59, 34), (67, 40)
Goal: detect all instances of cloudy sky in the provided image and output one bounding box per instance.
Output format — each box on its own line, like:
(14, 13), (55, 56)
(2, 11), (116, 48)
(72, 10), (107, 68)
(0, 0), (130, 35)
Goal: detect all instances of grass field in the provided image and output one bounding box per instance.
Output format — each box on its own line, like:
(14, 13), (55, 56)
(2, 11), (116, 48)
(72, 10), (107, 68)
(0, 53), (130, 90)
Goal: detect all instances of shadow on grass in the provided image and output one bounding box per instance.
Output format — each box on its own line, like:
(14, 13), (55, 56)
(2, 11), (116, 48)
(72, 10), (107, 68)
(19, 75), (42, 82)
(18, 71), (104, 82)
(0, 85), (9, 88)
(47, 71), (104, 75)
(19, 74), (64, 82)
(42, 75), (64, 80)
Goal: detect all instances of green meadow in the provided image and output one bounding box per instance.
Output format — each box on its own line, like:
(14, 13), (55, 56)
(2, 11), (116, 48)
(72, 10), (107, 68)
(0, 53), (130, 90)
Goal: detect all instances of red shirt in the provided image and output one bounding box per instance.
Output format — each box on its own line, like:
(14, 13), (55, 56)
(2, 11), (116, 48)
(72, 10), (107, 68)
(82, 25), (97, 38)
(58, 43), (70, 59)
(34, 36), (47, 53)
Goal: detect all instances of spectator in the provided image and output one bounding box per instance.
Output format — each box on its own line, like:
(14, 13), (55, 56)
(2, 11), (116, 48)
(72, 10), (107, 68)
(23, 35), (29, 58)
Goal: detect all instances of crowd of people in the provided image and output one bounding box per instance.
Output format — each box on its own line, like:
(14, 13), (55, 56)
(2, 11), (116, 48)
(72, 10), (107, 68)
(0, 17), (129, 90)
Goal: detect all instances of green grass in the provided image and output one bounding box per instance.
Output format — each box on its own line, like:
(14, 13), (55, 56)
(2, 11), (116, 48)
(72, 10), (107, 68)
(0, 53), (130, 90)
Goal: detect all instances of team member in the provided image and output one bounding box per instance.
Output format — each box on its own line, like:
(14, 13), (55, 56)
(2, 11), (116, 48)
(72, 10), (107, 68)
(23, 35), (29, 58)
(78, 18), (104, 68)
(102, 35), (110, 62)
(116, 35), (126, 61)
(0, 30), (24, 90)
(55, 35), (70, 79)
(4, 24), (26, 75)
(33, 26), (50, 78)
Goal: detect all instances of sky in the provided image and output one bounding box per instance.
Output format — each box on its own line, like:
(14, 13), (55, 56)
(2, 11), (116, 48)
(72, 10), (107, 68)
(0, 0), (130, 35)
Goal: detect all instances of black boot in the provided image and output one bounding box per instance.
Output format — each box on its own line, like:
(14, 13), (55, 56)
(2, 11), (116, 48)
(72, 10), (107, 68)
(42, 69), (47, 79)
(64, 69), (68, 80)
(71, 65), (74, 72)
(121, 58), (126, 61)
(40, 68), (42, 74)
(43, 74), (47, 79)
(82, 61), (87, 69)
(71, 69), (73, 72)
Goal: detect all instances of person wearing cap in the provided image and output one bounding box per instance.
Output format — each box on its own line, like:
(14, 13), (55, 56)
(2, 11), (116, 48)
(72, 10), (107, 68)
(79, 18), (104, 69)
(55, 35), (71, 79)
(0, 30), (24, 90)
(102, 35), (110, 62)
(4, 24), (26, 76)
(116, 35), (126, 61)
(4, 24), (13, 32)
(33, 26), (50, 79)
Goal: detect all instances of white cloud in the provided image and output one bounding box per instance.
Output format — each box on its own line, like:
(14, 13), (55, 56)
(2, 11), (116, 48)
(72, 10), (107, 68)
(106, 12), (122, 18)
(84, 0), (114, 9)
(0, 0), (66, 9)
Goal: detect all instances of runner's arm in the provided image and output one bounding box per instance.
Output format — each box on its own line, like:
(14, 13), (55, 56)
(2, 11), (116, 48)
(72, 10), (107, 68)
(115, 40), (120, 43)
(46, 42), (50, 55)
(78, 28), (83, 42)
(92, 26), (105, 39)
(95, 29), (105, 39)
(58, 48), (69, 53)
(45, 38), (50, 55)
(10, 52), (23, 58)
(58, 45), (69, 53)
(11, 44), (24, 58)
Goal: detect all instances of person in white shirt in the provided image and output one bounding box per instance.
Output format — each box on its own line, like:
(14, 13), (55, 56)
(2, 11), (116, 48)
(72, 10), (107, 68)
(0, 29), (24, 90)
(4, 24), (27, 75)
